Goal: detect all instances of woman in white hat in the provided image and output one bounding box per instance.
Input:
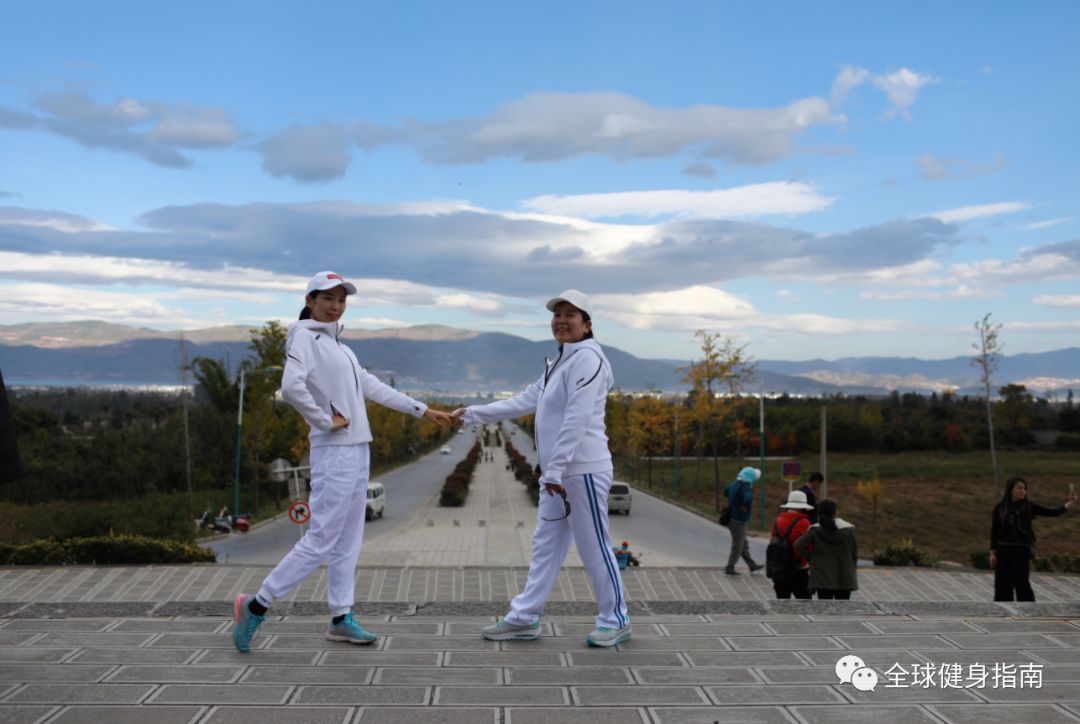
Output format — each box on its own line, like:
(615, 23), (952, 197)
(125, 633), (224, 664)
(770, 489), (815, 599)
(453, 290), (630, 647)
(232, 271), (455, 652)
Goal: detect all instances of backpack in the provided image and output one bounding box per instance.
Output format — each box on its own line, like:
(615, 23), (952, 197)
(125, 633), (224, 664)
(765, 519), (799, 583)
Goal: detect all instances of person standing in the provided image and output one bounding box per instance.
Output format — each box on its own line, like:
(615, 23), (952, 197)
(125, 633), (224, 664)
(232, 271), (454, 652)
(799, 471), (823, 525)
(723, 467), (764, 575)
(770, 490), (814, 599)
(795, 499), (858, 599)
(0, 369), (23, 483)
(453, 290), (630, 647)
(990, 477), (1076, 602)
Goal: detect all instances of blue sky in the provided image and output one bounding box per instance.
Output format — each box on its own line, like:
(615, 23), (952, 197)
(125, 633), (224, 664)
(2, 1), (1078, 362)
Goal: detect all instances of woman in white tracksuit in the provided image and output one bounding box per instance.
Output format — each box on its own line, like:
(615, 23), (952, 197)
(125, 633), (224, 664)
(232, 271), (453, 652)
(455, 289), (630, 647)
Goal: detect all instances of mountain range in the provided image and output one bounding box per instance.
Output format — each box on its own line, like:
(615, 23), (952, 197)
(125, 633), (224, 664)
(1, 321), (1078, 397)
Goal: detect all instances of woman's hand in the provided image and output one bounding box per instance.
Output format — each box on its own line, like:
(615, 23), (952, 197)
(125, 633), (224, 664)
(989, 550), (997, 569)
(543, 483), (565, 496)
(331, 413), (349, 430)
(423, 408), (458, 428)
(1067, 486), (1077, 508)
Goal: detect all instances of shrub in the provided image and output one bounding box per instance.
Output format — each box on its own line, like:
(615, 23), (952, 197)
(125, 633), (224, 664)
(1055, 433), (1080, 450)
(1033, 552), (1080, 573)
(873, 539), (936, 567)
(0, 535), (215, 565)
(970, 550), (991, 569)
(437, 443), (483, 507)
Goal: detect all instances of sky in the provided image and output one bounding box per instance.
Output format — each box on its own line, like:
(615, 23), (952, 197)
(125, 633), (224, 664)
(1, 1), (1078, 362)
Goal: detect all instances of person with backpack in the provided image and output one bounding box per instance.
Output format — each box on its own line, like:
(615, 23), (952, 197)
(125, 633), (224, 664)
(794, 499), (858, 599)
(767, 489), (814, 598)
(722, 467), (764, 575)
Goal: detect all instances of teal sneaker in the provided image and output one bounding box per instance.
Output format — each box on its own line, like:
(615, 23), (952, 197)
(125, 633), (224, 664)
(586, 625), (632, 647)
(326, 612), (378, 645)
(232, 594), (265, 653)
(481, 616), (541, 641)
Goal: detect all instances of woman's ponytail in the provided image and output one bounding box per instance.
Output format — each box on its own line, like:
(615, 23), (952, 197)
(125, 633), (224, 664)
(818, 499), (839, 532)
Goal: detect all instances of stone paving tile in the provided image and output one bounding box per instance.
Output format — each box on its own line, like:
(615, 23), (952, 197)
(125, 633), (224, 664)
(836, 686), (983, 704)
(240, 665), (374, 684)
(683, 651), (806, 667)
(4, 683), (155, 704)
(1065, 703), (1080, 719)
(973, 620), (1080, 634)
(615, 637), (731, 651)
(292, 685), (430, 705)
(1031, 650), (1080, 664)
(835, 634), (956, 650)
(912, 648), (1052, 665)
(868, 620), (984, 634)
(70, 647), (199, 664)
(0, 706), (60, 724)
(572, 685), (709, 706)
(27, 632), (155, 647)
(506, 708), (648, 724)
(1043, 664), (1080, 682)
(928, 703), (1080, 723)
(149, 684), (294, 705)
(704, 614), (808, 622)
(792, 704), (942, 723)
(0, 663), (115, 683)
(566, 651), (686, 667)
(755, 666), (840, 684)
(150, 633), (261, 649)
(105, 665), (245, 683)
(261, 634), (379, 651)
(945, 633), (1068, 649)
(632, 667), (759, 685)
(765, 621), (877, 635)
(47, 705), (207, 724)
(260, 621), (438, 635)
(704, 683), (846, 705)
(726, 635), (843, 651)
(648, 706), (793, 723)
(196, 649), (320, 665)
(202, 705), (354, 723)
(801, 649), (926, 666)
(555, 622), (663, 636)
(374, 667), (501, 685)
(0, 619), (116, 631)
(356, 708), (498, 723)
(320, 651), (441, 667)
(112, 619), (226, 633)
(446, 652), (563, 667)
(383, 635), (496, 651)
(447, 621), (554, 636)
(435, 685), (568, 706)
(659, 622), (770, 636)
(498, 637), (595, 652)
(974, 683), (1080, 703)
(0, 647), (77, 662)
(0, 632), (38, 645)
(506, 667), (633, 685)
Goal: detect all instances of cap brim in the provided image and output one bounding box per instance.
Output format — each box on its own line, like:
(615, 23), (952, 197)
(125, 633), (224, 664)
(311, 281), (357, 295)
(545, 296), (568, 312)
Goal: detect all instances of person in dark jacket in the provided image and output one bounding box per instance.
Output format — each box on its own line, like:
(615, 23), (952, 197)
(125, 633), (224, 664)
(799, 472), (823, 525)
(795, 499), (858, 599)
(0, 369), (24, 483)
(990, 477), (1076, 602)
(723, 467), (763, 575)
(771, 490), (813, 599)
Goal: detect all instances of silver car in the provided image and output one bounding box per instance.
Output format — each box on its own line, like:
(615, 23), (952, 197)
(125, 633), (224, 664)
(608, 483), (632, 515)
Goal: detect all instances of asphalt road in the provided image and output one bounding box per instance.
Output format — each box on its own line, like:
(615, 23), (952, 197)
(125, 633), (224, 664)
(205, 427), (479, 564)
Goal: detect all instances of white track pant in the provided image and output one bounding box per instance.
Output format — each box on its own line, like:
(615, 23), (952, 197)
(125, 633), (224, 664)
(256, 444), (369, 616)
(505, 471), (629, 629)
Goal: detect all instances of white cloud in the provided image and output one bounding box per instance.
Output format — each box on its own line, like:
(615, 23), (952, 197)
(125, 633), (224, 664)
(147, 105), (241, 148)
(873, 68), (938, 120)
(859, 286), (1002, 301)
(926, 201), (1031, 223)
(917, 152), (1004, 181)
(831, 65), (870, 103)
(1025, 217), (1073, 230)
(1033, 294), (1080, 308)
(1008, 320), (1080, 332)
(520, 181), (834, 219)
(0, 282), (189, 326)
(0, 207), (113, 232)
(434, 293), (505, 314)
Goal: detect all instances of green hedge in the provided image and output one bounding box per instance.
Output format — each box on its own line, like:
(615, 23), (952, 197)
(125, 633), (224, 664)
(873, 539), (936, 567)
(0, 535), (216, 565)
(438, 442), (482, 507)
(971, 549), (1080, 573)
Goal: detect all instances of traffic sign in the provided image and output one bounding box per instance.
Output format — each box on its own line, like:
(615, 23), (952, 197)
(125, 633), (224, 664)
(782, 461), (801, 482)
(288, 500), (311, 524)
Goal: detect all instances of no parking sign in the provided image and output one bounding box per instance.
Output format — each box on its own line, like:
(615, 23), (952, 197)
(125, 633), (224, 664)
(288, 500), (311, 524)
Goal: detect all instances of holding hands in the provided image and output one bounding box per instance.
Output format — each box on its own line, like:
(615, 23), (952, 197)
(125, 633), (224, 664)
(424, 408), (460, 429)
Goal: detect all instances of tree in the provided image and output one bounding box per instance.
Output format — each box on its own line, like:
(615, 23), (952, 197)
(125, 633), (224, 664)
(971, 314), (1003, 492)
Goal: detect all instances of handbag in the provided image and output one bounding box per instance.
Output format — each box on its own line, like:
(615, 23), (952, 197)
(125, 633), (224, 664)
(718, 506), (732, 527)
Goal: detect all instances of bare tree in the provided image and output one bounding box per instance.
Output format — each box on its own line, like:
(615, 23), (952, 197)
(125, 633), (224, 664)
(971, 314), (1003, 491)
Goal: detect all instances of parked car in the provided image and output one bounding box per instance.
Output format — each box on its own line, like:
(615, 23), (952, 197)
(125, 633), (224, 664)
(366, 481), (385, 521)
(608, 483), (632, 515)
(440, 446), (452, 454)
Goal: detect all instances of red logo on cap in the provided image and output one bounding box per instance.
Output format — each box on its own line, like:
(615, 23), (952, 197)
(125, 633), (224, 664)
(327, 273), (343, 281)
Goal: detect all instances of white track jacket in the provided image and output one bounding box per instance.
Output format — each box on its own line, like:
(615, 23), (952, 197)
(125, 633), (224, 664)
(461, 338), (613, 486)
(281, 319), (428, 448)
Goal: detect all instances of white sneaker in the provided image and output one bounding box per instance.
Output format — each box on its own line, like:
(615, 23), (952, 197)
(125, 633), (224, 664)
(586, 625), (632, 647)
(481, 617), (541, 641)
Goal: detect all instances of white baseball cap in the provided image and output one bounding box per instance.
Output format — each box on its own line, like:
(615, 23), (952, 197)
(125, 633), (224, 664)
(306, 271), (357, 296)
(545, 289), (592, 317)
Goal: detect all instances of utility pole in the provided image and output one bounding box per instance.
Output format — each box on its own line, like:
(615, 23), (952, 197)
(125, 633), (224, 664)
(179, 333), (194, 527)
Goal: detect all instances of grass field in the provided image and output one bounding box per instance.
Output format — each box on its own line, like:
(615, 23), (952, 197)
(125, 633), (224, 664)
(617, 450), (1080, 566)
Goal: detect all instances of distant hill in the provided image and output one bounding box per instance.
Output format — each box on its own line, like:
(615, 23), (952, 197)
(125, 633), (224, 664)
(0, 321), (1077, 396)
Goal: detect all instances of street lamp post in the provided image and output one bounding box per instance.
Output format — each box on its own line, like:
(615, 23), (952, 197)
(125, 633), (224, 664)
(234, 365), (282, 516)
(758, 385), (766, 528)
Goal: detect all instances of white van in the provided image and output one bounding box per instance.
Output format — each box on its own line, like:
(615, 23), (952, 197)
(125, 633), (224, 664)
(608, 483), (632, 515)
(366, 481), (385, 521)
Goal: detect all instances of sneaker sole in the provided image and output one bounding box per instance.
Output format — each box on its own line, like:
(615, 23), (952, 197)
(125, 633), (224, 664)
(586, 632), (631, 648)
(325, 633), (378, 645)
(482, 630), (540, 641)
